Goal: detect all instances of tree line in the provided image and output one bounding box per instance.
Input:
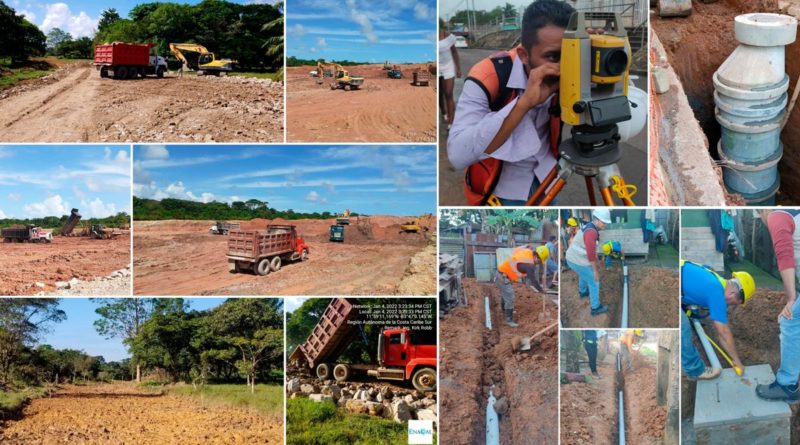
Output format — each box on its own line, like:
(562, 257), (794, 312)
(0, 2), (46, 64)
(0, 212), (131, 230)
(134, 197), (358, 221)
(287, 56), (368, 68)
(0, 298), (283, 394)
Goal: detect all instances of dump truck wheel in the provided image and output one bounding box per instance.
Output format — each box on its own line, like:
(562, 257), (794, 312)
(156, 66), (165, 78)
(333, 364), (351, 382)
(270, 256), (282, 272)
(100, 67), (109, 78)
(412, 367), (436, 392)
(128, 67), (139, 79)
(316, 363), (332, 380)
(116, 66), (128, 80)
(257, 259), (271, 276)
(301, 249), (308, 261)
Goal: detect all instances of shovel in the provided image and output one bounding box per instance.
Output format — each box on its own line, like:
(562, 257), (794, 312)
(512, 321), (558, 352)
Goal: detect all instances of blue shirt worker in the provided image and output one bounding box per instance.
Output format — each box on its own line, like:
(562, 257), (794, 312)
(601, 240), (624, 269)
(681, 260), (754, 381)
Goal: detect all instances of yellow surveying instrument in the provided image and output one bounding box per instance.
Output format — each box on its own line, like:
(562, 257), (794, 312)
(526, 11), (638, 206)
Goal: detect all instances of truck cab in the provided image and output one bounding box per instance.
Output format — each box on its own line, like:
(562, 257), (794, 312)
(368, 327), (437, 392)
(329, 224), (344, 242)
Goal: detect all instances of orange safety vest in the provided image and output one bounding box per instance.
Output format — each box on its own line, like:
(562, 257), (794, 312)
(463, 48), (562, 206)
(497, 247), (536, 282)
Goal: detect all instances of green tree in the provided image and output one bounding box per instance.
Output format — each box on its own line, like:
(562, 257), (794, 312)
(0, 299), (65, 385)
(46, 27), (71, 51)
(262, 1), (283, 74)
(98, 8), (121, 33)
(92, 298), (158, 382)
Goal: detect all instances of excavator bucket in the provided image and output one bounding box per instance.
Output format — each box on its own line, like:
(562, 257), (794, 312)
(658, 0), (692, 17)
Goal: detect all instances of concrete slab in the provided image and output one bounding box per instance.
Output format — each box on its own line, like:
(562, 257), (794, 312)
(694, 364), (791, 445)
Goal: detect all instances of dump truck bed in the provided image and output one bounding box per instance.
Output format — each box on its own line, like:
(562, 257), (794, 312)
(1, 227), (33, 239)
(94, 43), (153, 66)
(292, 298), (358, 369)
(226, 225), (296, 261)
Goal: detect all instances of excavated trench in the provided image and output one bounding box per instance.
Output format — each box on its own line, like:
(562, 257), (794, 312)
(653, 0), (800, 204)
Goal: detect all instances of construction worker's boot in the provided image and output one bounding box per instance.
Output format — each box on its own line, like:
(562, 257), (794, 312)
(592, 371), (602, 379)
(756, 381), (800, 404)
(505, 310), (518, 327)
(579, 290), (589, 299)
(590, 304), (609, 316)
(689, 367), (720, 381)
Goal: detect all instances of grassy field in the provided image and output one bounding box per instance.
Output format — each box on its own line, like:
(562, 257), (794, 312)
(168, 383), (283, 416)
(0, 387), (47, 413)
(0, 57), (89, 90)
(287, 397), (420, 445)
(230, 71), (283, 82)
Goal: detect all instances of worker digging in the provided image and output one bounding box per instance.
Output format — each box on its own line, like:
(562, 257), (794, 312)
(561, 208), (680, 328)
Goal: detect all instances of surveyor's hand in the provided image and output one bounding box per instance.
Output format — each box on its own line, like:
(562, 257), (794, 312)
(779, 299), (795, 321)
(519, 62), (560, 110)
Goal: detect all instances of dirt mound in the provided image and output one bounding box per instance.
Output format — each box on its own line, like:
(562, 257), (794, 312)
(286, 65), (436, 142)
(560, 363), (618, 444)
(624, 356), (666, 445)
(0, 68), (283, 142)
(0, 383), (282, 444)
(561, 264), (679, 328)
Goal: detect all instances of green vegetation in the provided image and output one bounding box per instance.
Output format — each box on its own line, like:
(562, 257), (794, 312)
(0, 2), (46, 64)
(168, 383), (283, 415)
(638, 345), (657, 358)
(134, 196), (358, 221)
(0, 212), (130, 230)
(230, 71), (284, 81)
(287, 398), (410, 445)
(0, 386), (47, 412)
(287, 56), (368, 67)
(0, 66), (51, 89)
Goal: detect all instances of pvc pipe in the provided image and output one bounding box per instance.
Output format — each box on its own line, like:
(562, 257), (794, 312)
(620, 265), (629, 329)
(485, 296), (492, 330)
(486, 389), (500, 445)
(692, 318), (723, 370)
(619, 390), (626, 445)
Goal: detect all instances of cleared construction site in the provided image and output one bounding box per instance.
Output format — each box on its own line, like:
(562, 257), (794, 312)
(560, 330), (679, 444)
(286, 64), (436, 143)
(560, 209), (679, 328)
(650, 1), (800, 205)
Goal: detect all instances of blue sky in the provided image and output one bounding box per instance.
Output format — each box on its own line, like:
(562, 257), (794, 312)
(0, 145), (130, 220)
(41, 298), (230, 361)
(133, 145), (437, 216)
(8, 0), (273, 38)
(287, 0), (436, 63)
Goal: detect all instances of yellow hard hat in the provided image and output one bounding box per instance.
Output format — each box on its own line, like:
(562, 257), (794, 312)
(602, 241), (613, 255)
(535, 245), (550, 263)
(634, 329), (643, 336)
(567, 217), (578, 227)
(731, 271), (755, 304)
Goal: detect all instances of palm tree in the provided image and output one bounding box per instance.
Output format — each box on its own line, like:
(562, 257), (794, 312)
(262, 1), (284, 78)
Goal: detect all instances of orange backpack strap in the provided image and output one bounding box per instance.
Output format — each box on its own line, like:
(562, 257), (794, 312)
(465, 50), (518, 112)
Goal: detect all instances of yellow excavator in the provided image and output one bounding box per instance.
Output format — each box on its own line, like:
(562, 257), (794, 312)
(169, 43), (236, 76)
(316, 61), (364, 91)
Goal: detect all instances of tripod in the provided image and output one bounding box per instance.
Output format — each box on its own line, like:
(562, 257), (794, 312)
(525, 124), (638, 206)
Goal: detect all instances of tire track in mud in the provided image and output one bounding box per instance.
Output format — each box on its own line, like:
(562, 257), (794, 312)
(1, 67), (92, 130)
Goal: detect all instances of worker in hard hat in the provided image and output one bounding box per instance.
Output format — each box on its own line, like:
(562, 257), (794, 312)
(496, 245), (546, 327)
(681, 260), (754, 381)
(545, 235), (558, 289)
(601, 240), (625, 270)
(566, 209), (612, 316)
(582, 330), (601, 379)
(619, 329), (643, 370)
(756, 210), (800, 403)
(565, 217), (579, 246)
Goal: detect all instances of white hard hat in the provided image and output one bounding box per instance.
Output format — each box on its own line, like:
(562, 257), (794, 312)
(593, 209), (612, 224)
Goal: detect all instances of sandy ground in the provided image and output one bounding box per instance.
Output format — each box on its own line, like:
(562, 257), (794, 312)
(440, 278), (558, 444)
(0, 383), (282, 444)
(0, 63), (283, 142)
(560, 362), (618, 444)
(0, 235), (130, 296)
(561, 263), (679, 328)
(624, 352), (667, 445)
(133, 217), (435, 296)
(286, 64), (436, 143)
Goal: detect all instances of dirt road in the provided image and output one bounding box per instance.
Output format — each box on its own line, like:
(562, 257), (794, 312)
(0, 383), (282, 444)
(133, 217), (435, 296)
(0, 63), (283, 142)
(286, 64), (436, 142)
(440, 278), (558, 444)
(0, 235), (130, 296)
(561, 263), (679, 328)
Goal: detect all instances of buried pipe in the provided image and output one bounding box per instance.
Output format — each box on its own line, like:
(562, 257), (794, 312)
(486, 388), (500, 445)
(620, 263), (629, 329)
(485, 296), (492, 330)
(691, 318), (723, 370)
(619, 390), (626, 445)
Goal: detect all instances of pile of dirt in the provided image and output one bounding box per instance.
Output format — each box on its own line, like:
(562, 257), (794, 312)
(0, 67), (283, 142)
(440, 278), (557, 444)
(560, 363), (618, 444)
(285, 65), (436, 142)
(561, 263), (679, 328)
(396, 243), (437, 295)
(624, 353), (667, 445)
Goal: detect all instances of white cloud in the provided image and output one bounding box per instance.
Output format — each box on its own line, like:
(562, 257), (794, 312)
(0, 209), (6, 219)
(310, 47), (317, 53)
(7, 193), (20, 201)
(85, 198), (116, 218)
(135, 181), (218, 203)
(24, 195), (69, 217)
(18, 10), (35, 22)
(316, 37), (327, 47)
(289, 23), (307, 37)
(305, 191), (320, 202)
(72, 185), (86, 200)
(230, 196), (241, 202)
(139, 145), (169, 160)
(346, 0), (378, 43)
(41, 3), (98, 38)
(413, 2), (431, 20)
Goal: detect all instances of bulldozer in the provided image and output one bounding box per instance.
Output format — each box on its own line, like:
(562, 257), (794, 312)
(336, 209), (351, 225)
(317, 61), (364, 90)
(169, 43), (236, 76)
(399, 219), (429, 234)
(89, 224), (115, 239)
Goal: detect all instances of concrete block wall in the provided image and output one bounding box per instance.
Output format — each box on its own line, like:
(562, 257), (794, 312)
(682, 227), (724, 272)
(599, 228), (649, 256)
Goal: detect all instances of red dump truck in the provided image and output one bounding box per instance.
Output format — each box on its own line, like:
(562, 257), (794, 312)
(289, 298), (437, 392)
(227, 225), (309, 275)
(94, 42), (169, 79)
(2, 225), (53, 243)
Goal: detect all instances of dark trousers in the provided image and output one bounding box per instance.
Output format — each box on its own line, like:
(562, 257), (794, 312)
(584, 342), (598, 373)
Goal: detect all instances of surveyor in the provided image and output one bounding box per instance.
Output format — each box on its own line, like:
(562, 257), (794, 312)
(601, 240), (624, 269)
(448, 0), (574, 205)
(565, 209), (612, 316)
(681, 260), (754, 381)
(619, 329), (642, 370)
(582, 330), (601, 379)
(496, 245), (547, 327)
(756, 210), (800, 403)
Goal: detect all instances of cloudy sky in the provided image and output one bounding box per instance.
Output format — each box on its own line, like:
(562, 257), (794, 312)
(287, 0), (436, 63)
(133, 145), (437, 216)
(0, 145), (131, 219)
(8, 0), (272, 39)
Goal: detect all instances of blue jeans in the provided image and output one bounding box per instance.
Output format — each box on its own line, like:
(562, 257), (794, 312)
(567, 260), (600, 309)
(777, 296), (800, 386)
(497, 177), (557, 206)
(546, 258), (558, 274)
(681, 311), (705, 378)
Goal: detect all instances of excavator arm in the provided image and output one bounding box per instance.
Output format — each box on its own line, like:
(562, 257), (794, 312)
(169, 43), (236, 75)
(169, 43), (210, 68)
